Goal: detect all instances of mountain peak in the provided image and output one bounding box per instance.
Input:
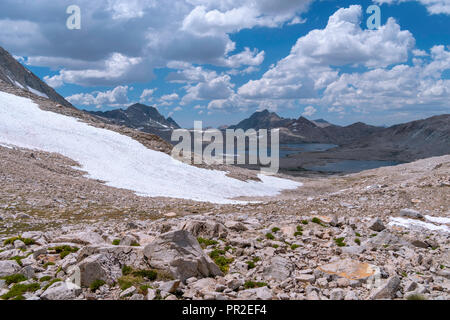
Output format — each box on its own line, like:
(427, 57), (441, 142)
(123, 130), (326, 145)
(0, 46), (73, 108)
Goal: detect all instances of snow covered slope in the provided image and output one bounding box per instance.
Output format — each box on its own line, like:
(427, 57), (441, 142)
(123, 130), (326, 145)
(0, 92), (301, 204)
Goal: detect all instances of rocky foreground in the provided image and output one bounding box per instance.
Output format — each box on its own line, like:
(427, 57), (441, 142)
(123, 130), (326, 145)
(0, 205), (448, 300)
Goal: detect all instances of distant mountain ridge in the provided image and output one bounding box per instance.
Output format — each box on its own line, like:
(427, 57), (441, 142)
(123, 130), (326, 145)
(0, 46), (73, 108)
(89, 103), (180, 142)
(229, 110), (383, 145)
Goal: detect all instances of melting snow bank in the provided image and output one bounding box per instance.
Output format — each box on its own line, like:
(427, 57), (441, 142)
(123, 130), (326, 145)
(389, 217), (450, 234)
(0, 92), (301, 204)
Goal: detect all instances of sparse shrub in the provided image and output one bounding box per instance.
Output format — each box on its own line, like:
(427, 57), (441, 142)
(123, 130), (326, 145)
(3, 236), (35, 246)
(246, 261), (256, 269)
(244, 281), (268, 289)
(50, 245), (79, 259)
(265, 233), (275, 240)
(334, 237), (346, 247)
(112, 239), (120, 246)
(39, 276), (52, 282)
(355, 232), (362, 237)
(291, 244), (300, 250)
(406, 294), (427, 300)
(9, 256), (25, 266)
(271, 227), (280, 233)
(197, 237), (219, 248)
(43, 262), (55, 269)
(301, 220), (309, 225)
(90, 279), (106, 292)
(354, 238), (361, 246)
(1, 283), (40, 300)
(122, 265), (133, 276)
(132, 270), (157, 281)
(2, 274), (27, 285)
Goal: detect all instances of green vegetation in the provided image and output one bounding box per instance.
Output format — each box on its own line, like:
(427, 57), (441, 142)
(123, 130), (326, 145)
(370, 233), (378, 238)
(440, 265), (446, 270)
(132, 270), (157, 281)
(3, 236), (35, 246)
(354, 238), (361, 246)
(90, 279), (106, 292)
(43, 262), (55, 269)
(334, 237), (347, 247)
(1, 274), (27, 285)
(244, 281), (268, 289)
(39, 276), (52, 282)
(112, 239), (120, 245)
(130, 241), (140, 247)
(294, 225), (303, 237)
(197, 237), (219, 248)
(312, 217), (327, 227)
(1, 283), (40, 300)
(246, 261), (256, 269)
(406, 294), (427, 300)
(42, 278), (61, 291)
(9, 256), (26, 266)
(50, 245), (79, 259)
(355, 232), (362, 237)
(291, 244), (300, 250)
(271, 227), (280, 233)
(265, 233), (275, 240)
(301, 220), (309, 225)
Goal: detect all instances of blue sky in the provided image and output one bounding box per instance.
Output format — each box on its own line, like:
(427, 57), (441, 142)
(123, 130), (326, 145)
(1, 0), (449, 128)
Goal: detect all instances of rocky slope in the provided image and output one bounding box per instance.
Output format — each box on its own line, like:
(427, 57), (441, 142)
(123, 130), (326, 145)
(0, 46), (72, 108)
(89, 103), (180, 142)
(0, 148), (448, 300)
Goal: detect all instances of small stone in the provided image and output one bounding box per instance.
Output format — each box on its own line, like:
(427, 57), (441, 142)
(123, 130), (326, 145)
(368, 218), (385, 232)
(120, 286), (137, 298)
(399, 209), (423, 219)
(344, 291), (359, 300)
(329, 288), (345, 300)
(14, 240), (26, 249)
(159, 280), (180, 294)
(129, 294), (145, 300)
(370, 276), (401, 300)
(41, 281), (82, 300)
(296, 274), (316, 284)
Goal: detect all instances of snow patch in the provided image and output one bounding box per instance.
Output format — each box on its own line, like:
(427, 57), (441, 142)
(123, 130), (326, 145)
(389, 217), (450, 234)
(27, 87), (49, 99)
(0, 92), (301, 204)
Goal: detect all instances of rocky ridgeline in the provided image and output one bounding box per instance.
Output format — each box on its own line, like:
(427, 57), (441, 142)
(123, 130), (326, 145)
(0, 208), (448, 301)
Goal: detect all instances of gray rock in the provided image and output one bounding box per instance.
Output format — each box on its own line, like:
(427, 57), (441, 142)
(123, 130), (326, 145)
(224, 221), (248, 232)
(400, 209), (423, 219)
(52, 231), (105, 245)
(370, 276), (401, 300)
(410, 240), (429, 248)
(159, 280), (180, 293)
(77, 253), (122, 287)
(41, 281), (82, 300)
(120, 286), (137, 298)
(14, 239), (26, 249)
(0, 260), (21, 277)
(181, 220), (228, 239)
(263, 256), (294, 281)
(119, 235), (139, 246)
(143, 230), (223, 282)
(147, 289), (157, 300)
(368, 218), (386, 232)
(237, 286), (272, 300)
(344, 291), (359, 300)
(296, 274), (316, 284)
(329, 288), (345, 300)
(129, 294), (145, 300)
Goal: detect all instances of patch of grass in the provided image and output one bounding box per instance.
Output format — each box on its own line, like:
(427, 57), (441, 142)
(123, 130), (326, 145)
(272, 244), (279, 249)
(334, 237), (347, 247)
(42, 261), (55, 269)
(246, 261), (256, 269)
(401, 271), (407, 277)
(213, 255), (234, 273)
(354, 238), (361, 246)
(42, 278), (61, 291)
(312, 217), (327, 227)
(0, 283), (40, 300)
(440, 265), (446, 270)
(197, 237), (219, 248)
(301, 220), (309, 225)
(271, 227), (280, 233)
(244, 281), (268, 289)
(370, 233), (378, 238)
(294, 231), (303, 237)
(291, 244), (300, 250)
(122, 265), (133, 276)
(139, 285), (151, 295)
(112, 239), (120, 246)
(252, 257), (260, 263)
(117, 275), (142, 291)
(355, 232), (362, 237)
(3, 236), (35, 246)
(9, 256), (26, 266)
(1, 274), (27, 285)
(406, 294), (427, 300)
(50, 245), (79, 259)
(90, 279), (106, 292)
(39, 276), (52, 282)
(265, 233), (275, 240)
(132, 270), (157, 281)
(130, 241), (140, 247)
